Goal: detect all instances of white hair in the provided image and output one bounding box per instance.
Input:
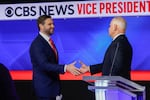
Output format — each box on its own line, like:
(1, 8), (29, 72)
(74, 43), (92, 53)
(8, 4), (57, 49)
(111, 17), (126, 31)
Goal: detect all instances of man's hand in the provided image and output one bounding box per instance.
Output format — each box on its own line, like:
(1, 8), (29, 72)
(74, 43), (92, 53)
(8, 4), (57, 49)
(79, 61), (90, 73)
(66, 61), (81, 76)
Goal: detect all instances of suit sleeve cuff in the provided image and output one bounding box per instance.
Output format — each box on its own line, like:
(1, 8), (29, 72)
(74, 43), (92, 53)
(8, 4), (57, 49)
(64, 65), (67, 72)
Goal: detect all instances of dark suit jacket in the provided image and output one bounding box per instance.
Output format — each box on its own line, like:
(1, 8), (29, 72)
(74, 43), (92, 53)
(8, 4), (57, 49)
(29, 34), (65, 98)
(0, 63), (18, 100)
(90, 35), (132, 80)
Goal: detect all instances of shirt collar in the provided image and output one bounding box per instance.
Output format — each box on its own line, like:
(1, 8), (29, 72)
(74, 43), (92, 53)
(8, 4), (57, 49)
(39, 32), (51, 42)
(113, 33), (124, 41)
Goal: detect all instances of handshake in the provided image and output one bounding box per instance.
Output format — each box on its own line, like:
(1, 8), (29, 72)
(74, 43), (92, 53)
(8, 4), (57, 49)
(66, 61), (90, 76)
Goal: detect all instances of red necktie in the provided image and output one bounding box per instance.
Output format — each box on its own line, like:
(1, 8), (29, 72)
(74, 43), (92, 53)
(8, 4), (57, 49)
(49, 38), (58, 61)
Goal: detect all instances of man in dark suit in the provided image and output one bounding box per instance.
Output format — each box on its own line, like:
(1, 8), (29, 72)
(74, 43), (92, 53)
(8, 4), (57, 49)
(80, 17), (132, 80)
(0, 63), (19, 100)
(29, 15), (81, 100)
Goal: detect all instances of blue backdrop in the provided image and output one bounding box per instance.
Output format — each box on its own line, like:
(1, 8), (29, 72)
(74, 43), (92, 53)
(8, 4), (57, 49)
(0, 16), (150, 70)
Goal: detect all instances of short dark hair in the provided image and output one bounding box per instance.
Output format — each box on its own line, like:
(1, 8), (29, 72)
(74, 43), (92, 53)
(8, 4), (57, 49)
(37, 15), (51, 30)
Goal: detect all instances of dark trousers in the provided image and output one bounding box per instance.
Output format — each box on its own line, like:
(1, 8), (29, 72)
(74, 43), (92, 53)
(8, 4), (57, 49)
(37, 97), (56, 100)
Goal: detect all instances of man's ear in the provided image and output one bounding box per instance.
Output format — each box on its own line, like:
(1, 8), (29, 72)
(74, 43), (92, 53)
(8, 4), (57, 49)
(39, 24), (43, 30)
(113, 24), (117, 31)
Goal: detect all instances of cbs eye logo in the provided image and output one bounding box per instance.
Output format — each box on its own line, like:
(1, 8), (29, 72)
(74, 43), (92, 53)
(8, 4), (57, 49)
(5, 7), (14, 17)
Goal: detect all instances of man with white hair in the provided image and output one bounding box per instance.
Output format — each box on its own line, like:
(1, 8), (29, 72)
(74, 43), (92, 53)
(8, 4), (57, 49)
(80, 17), (133, 80)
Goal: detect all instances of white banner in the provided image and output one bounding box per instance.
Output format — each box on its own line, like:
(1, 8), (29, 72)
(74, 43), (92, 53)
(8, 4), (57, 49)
(0, 0), (150, 20)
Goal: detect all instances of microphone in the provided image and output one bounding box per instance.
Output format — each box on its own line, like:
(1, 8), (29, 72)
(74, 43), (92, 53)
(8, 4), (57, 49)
(109, 42), (119, 76)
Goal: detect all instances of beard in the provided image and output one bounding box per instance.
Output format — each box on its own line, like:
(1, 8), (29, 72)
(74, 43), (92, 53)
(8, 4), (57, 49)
(44, 28), (54, 36)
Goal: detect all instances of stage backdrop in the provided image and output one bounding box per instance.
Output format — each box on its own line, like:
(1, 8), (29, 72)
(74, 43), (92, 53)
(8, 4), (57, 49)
(0, 0), (150, 70)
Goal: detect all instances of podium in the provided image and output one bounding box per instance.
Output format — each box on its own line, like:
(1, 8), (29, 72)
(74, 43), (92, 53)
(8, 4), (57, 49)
(83, 76), (145, 100)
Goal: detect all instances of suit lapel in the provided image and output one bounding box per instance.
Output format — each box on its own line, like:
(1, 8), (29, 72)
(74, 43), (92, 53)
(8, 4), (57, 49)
(37, 34), (58, 62)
